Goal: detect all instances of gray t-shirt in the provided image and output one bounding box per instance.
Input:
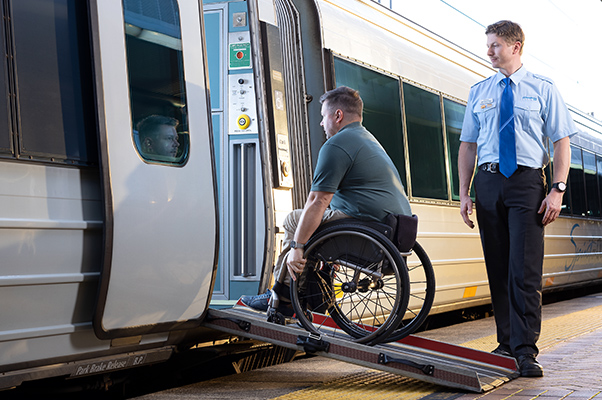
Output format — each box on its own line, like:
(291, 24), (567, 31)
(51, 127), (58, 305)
(311, 122), (411, 222)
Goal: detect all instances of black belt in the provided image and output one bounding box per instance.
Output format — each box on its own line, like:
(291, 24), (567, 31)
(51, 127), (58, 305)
(478, 163), (541, 174)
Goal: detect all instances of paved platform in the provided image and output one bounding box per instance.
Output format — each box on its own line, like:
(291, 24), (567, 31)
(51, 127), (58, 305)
(133, 292), (602, 400)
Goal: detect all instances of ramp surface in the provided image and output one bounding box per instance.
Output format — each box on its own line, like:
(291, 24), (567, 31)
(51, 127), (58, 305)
(202, 307), (518, 393)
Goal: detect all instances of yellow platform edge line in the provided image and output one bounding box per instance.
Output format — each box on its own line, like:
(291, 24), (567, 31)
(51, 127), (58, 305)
(273, 304), (602, 400)
(460, 304), (602, 352)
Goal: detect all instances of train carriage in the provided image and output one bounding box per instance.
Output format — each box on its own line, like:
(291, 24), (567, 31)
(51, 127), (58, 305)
(1, 0), (601, 392)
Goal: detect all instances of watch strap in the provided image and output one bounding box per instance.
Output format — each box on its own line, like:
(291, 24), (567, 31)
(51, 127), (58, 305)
(290, 240), (305, 250)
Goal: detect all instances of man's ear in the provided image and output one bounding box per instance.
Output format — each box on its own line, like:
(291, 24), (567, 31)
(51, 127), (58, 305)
(513, 41), (522, 55)
(335, 109), (344, 123)
(143, 137), (153, 152)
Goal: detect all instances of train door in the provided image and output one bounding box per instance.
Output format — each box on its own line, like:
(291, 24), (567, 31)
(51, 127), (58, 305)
(203, 0), (268, 306)
(202, 0), (318, 306)
(91, 0), (218, 338)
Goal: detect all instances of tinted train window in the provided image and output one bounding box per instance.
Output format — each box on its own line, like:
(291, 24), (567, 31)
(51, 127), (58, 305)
(123, 0), (189, 165)
(597, 155), (602, 217)
(333, 58), (407, 188)
(444, 99), (467, 201)
(404, 83), (447, 200)
(569, 145), (586, 216)
(0, 18), (10, 155)
(2, 0), (96, 164)
(584, 150), (600, 217)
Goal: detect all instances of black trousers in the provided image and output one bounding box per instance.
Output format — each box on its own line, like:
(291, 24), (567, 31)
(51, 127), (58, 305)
(474, 167), (546, 356)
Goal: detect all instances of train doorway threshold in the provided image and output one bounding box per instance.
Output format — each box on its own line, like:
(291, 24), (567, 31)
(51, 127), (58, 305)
(202, 306), (519, 393)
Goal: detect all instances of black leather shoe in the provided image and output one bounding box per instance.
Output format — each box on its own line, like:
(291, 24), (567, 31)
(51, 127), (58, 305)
(491, 345), (512, 357)
(517, 354), (544, 377)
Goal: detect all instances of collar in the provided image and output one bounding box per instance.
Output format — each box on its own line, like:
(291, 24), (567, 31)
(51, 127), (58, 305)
(337, 121), (362, 133)
(495, 65), (527, 86)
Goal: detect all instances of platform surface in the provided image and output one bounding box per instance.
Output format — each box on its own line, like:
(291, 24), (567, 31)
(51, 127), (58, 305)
(133, 292), (602, 400)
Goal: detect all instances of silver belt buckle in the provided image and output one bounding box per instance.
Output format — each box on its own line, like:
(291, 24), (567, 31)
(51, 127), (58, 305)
(485, 163), (498, 173)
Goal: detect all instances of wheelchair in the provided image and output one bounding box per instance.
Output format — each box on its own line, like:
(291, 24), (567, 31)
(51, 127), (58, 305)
(274, 215), (436, 346)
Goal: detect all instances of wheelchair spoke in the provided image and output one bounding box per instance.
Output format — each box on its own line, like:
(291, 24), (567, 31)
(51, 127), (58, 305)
(290, 223), (411, 345)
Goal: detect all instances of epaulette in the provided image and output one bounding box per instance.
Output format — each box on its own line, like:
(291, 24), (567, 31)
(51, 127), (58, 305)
(470, 75), (494, 89)
(532, 73), (554, 85)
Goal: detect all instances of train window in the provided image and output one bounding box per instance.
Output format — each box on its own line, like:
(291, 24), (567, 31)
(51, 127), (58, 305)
(123, 0), (189, 165)
(583, 150), (600, 217)
(597, 155), (602, 218)
(333, 58), (407, 188)
(6, 0), (96, 164)
(444, 99), (468, 201)
(403, 83), (448, 200)
(569, 145), (586, 216)
(0, 32), (10, 155)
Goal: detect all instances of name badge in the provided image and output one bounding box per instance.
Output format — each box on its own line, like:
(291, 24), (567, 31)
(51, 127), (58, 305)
(480, 98), (494, 110)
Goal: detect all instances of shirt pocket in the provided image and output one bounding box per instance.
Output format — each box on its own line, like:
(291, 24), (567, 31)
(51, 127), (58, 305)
(514, 99), (542, 130)
(473, 100), (497, 127)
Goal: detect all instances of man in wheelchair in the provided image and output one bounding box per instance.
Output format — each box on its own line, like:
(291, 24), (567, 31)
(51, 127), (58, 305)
(242, 86), (412, 317)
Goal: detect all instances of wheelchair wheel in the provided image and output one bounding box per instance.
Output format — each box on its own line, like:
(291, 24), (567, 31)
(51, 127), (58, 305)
(290, 223), (410, 345)
(387, 241), (435, 342)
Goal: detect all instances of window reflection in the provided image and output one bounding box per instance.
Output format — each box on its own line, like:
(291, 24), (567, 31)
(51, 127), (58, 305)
(123, 0), (188, 165)
(444, 99), (467, 201)
(569, 145), (586, 216)
(404, 83), (447, 200)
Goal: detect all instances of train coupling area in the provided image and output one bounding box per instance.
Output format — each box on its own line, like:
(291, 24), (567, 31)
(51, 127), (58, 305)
(201, 305), (519, 393)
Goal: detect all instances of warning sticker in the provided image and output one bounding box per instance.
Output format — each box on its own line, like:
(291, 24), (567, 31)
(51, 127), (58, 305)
(229, 42), (251, 69)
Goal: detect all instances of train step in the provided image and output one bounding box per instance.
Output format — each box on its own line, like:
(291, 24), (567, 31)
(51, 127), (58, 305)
(202, 307), (519, 393)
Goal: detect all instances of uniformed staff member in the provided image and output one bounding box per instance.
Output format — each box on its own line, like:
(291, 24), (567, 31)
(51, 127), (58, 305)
(458, 20), (577, 377)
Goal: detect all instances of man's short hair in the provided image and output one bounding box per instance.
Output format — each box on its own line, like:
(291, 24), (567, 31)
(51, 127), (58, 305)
(486, 20), (525, 55)
(319, 86), (363, 117)
(137, 115), (179, 140)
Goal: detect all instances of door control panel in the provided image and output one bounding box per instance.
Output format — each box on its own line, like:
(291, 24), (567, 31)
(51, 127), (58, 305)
(228, 73), (257, 134)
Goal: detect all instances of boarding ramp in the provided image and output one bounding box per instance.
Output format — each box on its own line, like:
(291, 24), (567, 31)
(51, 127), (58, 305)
(202, 306), (519, 393)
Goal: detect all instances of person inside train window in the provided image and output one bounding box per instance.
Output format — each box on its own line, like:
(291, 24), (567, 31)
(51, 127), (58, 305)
(136, 115), (180, 162)
(241, 86), (412, 316)
(458, 20), (577, 378)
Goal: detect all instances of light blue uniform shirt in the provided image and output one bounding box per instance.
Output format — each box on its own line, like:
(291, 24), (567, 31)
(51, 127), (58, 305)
(460, 66), (578, 168)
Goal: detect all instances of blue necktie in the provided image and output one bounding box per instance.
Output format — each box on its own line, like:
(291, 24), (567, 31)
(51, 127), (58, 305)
(499, 77), (517, 178)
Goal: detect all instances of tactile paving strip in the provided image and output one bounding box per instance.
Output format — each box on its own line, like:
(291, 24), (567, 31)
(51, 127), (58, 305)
(459, 304), (602, 352)
(273, 304), (602, 399)
(272, 370), (454, 400)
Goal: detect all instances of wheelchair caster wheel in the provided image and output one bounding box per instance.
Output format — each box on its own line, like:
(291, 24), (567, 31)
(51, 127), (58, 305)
(267, 308), (286, 325)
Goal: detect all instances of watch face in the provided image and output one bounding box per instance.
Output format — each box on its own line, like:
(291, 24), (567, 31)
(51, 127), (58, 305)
(559, 182), (567, 191)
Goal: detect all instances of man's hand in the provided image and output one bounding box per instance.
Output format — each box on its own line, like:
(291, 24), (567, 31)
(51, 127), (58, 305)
(460, 195), (475, 229)
(458, 142), (477, 229)
(538, 190), (563, 226)
(286, 248), (306, 281)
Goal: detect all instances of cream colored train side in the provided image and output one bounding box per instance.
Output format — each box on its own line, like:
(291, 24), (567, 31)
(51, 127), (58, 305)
(257, 0), (602, 316)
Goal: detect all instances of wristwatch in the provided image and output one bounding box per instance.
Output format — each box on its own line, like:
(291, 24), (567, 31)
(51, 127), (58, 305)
(552, 182), (567, 193)
(290, 240), (305, 250)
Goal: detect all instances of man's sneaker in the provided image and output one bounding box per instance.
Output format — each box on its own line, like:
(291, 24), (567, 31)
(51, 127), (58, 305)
(491, 344), (513, 357)
(240, 290), (272, 312)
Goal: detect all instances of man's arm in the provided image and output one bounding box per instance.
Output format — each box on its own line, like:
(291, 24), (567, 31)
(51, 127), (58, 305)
(287, 191), (334, 278)
(458, 141), (478, 229)
(538, 136), (570, 225)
